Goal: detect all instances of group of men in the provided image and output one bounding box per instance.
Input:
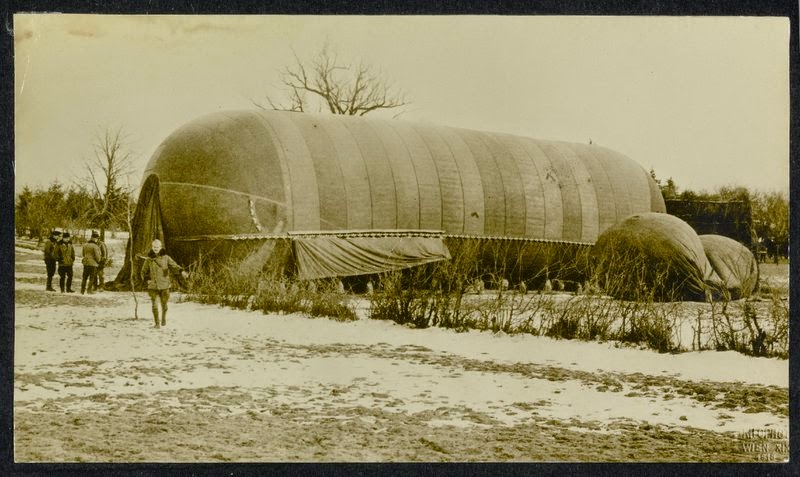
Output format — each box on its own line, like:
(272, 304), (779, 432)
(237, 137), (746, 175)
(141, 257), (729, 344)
(43, 228), (108, 295)
(42, 230), (187, 329)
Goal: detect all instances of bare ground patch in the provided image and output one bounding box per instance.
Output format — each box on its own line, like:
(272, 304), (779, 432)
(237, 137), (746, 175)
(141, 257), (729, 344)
(15, 401), (770, 462)
(15, 289), (126, 307)
(220, 340), (789, 419)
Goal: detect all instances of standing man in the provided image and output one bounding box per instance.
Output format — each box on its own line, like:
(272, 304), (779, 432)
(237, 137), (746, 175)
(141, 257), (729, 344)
(56, 232), (76, 293)
(140, 239), (185, 328)
(43, 228), (62, 291)
(94, 233), (108, 292)
(81, 231), (102, 295)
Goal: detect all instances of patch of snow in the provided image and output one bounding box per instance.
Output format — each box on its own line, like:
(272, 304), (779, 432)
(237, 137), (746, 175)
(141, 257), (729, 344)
(14, 295), (789, 436)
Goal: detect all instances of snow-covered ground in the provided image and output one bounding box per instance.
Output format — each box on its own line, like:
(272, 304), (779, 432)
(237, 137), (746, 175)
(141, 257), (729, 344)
(14, 280), (788, 432)
(13, 243), (790, 462)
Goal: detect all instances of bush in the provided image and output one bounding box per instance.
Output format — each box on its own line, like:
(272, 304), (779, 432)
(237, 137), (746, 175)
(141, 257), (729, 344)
(182, 237), (787, 359)
(182, 248), (356, 322)
(544, 310), (580, 340)
(616, 306), (679, 353)
(183, 256), (257, 309)
(251, 277), (307, 315)
(369, 240), (483, 329)
(306, 281), (358, 322)
(708, 293), (788, 358)
(369, 269), (440, 328)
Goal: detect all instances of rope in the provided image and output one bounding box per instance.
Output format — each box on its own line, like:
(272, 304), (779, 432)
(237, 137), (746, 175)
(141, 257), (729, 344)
(170, 230), (594, 246)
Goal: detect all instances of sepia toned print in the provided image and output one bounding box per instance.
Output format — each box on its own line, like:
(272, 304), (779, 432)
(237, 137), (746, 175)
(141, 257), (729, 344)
(13, 15), (789, 462)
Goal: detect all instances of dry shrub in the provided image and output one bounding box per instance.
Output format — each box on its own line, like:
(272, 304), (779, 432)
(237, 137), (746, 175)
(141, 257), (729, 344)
(591, 245), (701, 303)
(250, 277), (307, 315)
(708, 293), (788, 358)
(369, 238), (687, 354)
(540, 295), (617, 341)
(182, 252), (259, 309)
(542, 298), (581, 340)
(306, 280), (358, 322)
(182, 242), (356, 322)
(369, 269), (439, 329)
(369, 237), (790, 358)
(369, 239), (482, 329)
(182, 237), (786, 358)
(615, 302), (682, 353)
(765, 291), (790, 358)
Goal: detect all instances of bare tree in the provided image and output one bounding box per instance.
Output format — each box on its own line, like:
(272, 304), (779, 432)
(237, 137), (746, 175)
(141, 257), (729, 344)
(83, 127), (135, 240)
(255, 44), (410, 117)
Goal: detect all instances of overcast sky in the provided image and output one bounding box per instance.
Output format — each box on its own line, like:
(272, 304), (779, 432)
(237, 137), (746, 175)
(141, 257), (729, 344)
(14, 14), (789, 196)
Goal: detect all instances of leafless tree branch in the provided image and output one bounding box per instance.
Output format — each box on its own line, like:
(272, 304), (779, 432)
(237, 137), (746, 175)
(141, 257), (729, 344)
(82, 127), (136, 238)
(255, 43), (409, 117)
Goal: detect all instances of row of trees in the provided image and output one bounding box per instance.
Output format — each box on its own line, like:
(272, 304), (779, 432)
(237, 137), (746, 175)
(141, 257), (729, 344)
(15, 182), (135, 240)
(15, 129), (136, 241)
(651, 170), (789, 257)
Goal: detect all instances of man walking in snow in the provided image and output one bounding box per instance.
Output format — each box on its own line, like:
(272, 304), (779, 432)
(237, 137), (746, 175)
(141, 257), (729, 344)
(140, 239), (186, 328)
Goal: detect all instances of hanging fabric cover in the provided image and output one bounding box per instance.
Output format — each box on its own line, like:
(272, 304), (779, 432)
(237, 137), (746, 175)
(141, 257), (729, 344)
(109, 175), (165, 290)
(293, 234), (451, 280)
(699, 234), (759, 299)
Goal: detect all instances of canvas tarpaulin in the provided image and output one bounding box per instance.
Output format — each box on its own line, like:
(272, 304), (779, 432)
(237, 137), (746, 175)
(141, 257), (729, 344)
(110, 175), (166, 290)
(293, 234), (451, 280)
(700, 234), (759, 299)
(592, 213), (722, 301)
